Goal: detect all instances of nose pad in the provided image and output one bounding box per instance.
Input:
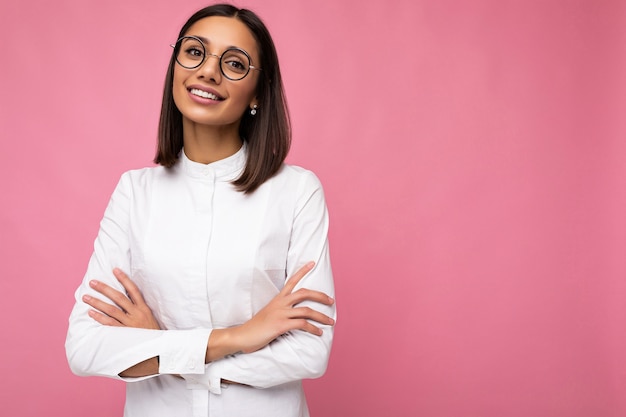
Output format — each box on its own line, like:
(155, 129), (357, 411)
(198, 54), (222, 82)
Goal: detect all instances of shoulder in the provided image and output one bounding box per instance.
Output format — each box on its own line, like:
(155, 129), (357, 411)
(109, 165), (174, 203)
(268, 164), (328, 213)
(117, 165), (172, 188)
(272, 163), (324, 194)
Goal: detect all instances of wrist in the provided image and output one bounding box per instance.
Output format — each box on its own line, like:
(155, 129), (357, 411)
(206, 327), (243, 363)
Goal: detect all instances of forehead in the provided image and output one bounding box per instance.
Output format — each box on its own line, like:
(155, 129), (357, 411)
(184, 16), (259, 61)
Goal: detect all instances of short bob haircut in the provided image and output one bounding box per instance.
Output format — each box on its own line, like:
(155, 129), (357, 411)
(155, 4), (291, 194)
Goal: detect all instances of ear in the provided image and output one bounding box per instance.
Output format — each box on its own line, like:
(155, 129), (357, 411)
(249, 98), (258, 110)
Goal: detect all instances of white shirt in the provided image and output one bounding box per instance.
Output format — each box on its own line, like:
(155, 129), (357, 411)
(65, 145), (335, 417)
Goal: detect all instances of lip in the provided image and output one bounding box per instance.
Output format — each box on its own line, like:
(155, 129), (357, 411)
(186, 84), (225, 104)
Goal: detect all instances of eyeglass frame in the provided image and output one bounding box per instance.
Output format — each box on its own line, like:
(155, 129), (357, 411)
(170, 35), (262, 81)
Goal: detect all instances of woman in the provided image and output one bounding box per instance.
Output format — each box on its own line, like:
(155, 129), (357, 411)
(65, 4), (336, 417)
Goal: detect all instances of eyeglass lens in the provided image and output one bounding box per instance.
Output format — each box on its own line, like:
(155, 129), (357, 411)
(175, 36), (251, 80)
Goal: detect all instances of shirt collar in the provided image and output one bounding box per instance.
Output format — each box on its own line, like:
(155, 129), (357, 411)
(179, 143), (247, 181)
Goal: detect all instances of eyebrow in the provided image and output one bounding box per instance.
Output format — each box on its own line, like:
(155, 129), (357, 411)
(187, 35), (249, 54)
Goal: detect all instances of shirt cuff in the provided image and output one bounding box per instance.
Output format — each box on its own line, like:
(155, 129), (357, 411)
(157, 328), (212, 375)
(183, 358), (226, 394)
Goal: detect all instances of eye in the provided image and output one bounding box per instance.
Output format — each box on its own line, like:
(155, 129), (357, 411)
(222, 50), (249, 74)
(224, 59), (245, 71)
(185, 46), (204, 59)
(178, 37), (205, 61)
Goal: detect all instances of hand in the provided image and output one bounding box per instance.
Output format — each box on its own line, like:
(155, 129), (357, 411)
(230, 261), (335, 354)
(83, 268), (160, 330)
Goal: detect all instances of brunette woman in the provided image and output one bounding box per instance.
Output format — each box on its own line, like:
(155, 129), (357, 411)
(66, 4), (335, 417)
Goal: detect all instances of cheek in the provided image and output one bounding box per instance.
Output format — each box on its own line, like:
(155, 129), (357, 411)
(233, 80), (258, 106)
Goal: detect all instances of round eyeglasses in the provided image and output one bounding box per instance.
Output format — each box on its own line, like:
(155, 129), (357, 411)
(171, 36), (262, 81)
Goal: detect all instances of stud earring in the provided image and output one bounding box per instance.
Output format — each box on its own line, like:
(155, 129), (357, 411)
(250, 104), (258, 116)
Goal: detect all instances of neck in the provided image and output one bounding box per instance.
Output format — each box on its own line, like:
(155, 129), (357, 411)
(182, 120), (243, 164)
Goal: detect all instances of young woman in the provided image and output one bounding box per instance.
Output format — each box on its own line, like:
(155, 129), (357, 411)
(65, 4), (336, 417)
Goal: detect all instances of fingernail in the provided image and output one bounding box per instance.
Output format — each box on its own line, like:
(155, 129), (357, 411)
(83, 294), (91, 302)
(113, 268), (120, 275)
(307, 261), (315, 268)
(328, 297), (334, 304)
(89, 280), (98, 287)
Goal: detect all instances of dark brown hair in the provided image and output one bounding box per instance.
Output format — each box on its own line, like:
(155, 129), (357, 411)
(155, 4), (291, 194)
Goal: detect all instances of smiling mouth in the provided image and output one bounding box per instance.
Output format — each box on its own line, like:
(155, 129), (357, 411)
(189, 88), (224, 101)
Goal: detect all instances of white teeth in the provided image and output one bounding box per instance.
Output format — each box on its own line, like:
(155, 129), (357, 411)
(190, 88), (220, 100)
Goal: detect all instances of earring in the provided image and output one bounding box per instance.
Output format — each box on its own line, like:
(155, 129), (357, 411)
(250, 104), (258, 116)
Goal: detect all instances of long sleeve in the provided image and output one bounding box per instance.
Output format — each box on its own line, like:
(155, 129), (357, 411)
(65, 172), (211, 380)
(190, 169), (336, 392)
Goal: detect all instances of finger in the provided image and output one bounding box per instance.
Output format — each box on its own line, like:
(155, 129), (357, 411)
(83, 294), (126, 323)
(282, 262), (315, 294)
(287, 288), (334, 307)
(87, 309), (123, 327)
(289, 318), (325, 336)
(289, 306), (335, 326)
(89, 279), (133, 313)
(113, 268), (146, 306)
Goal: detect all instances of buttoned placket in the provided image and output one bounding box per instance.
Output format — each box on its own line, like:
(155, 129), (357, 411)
(180, 147), (247, 416)
(196, 167), (215, 417)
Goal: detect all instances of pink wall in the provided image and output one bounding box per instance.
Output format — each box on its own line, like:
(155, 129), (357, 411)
(1, 0), (625, 416)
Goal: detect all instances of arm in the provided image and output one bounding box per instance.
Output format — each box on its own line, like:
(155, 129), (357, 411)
(198, 170), (336, 392)
(65, 173), (211, 380)
(85, 263), (334, 377)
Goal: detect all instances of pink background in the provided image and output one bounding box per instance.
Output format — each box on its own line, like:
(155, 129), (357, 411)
(1, 0), (625, 416)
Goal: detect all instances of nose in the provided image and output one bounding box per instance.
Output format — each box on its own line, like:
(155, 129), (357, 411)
(197, 53), (222, 82)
